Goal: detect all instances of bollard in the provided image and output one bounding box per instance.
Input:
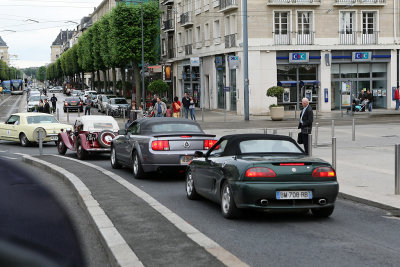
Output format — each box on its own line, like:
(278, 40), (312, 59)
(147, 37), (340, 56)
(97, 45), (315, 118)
(56, 108), (59, 121)
(395, 144), (400, 195)
(201, 107), (204, 122)
(331, 120), (335, 138)
(314, 122), (319, 148)
(106, 108), (109, 116)
(294, 105), (297, 119)
(78, 108), (80, 117)
(332, 137), (337, 170)
(273, 129), (277, 135)
(123, 108), (126, 121)
(308, 134), (312, 156)
(264, 128), (267, 134)
(352, 117), (355, 141)
(289, 131), (293, 139)
(38, 129), (43, 156)
(67, 108), (70, 123)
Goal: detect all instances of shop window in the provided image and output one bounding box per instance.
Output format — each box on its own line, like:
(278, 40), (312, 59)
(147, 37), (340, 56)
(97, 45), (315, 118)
(277, 65), (296, 81)
(298, 65), (317, 81)
(358, 64), (370, 78)
(332, 64), (340, 79)
(340, 64), (357, 79)
(372, 63), (386, 78)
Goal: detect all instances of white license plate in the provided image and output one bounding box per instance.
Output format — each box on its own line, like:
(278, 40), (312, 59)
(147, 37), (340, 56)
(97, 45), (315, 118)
(50, 136), (58, 141)
(180, 155), (193, 165)
(276, 191), (313, 200)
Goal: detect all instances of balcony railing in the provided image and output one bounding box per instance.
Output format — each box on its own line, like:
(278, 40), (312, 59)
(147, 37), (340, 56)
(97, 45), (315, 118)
(167, 48), (174, 59)
(225, 34), (236, 48)
(339, 31), (379, 45)
(334, 0), (386, 5)
(296, 32), (314, 45)
(163, 19), (174, 31)
(180, 12), (193, 27)
(185, 44), (192, 55)
(362, 31), (378, 45)
(339, 31), (357, 45)
(219, 0), (238, 12)
(267, 0), (321, 5)
(274, 33), (291, 45)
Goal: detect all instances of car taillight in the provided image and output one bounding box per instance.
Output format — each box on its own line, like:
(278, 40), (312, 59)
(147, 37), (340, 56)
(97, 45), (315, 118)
(181, 136), (192, 138)
(151, 140), (170, 151)
(204, 140), (218, 150)
(245, 167), (276, 178)
(312, 167), (336, 178)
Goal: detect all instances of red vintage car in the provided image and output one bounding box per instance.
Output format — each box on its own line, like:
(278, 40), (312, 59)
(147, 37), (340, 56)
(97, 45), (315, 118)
(57, 115), (120, 160)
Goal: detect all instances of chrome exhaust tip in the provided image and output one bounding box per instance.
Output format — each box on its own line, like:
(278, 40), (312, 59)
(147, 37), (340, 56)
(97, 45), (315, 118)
(260, 199), (269, 206)
(318, 199), (327, 205)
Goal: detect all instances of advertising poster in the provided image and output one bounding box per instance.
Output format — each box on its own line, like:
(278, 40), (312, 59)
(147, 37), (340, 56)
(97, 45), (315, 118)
(342, 81), (351, 93)
(378, 90), (382, 96)
(342, 95), (351, 106)
(373, 90), (378, 96)
(382, 90), (387, 96)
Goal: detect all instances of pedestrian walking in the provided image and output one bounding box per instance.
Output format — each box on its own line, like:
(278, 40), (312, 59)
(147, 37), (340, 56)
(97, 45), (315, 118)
(366, 89), (373, 112)
(395, 87), (400, 111)
(38, 99), (44, 113)
(152, 94), (158, 107)
(189, 96), (196, 120)
(50, 94), (58, 113)
(154, 97), (166, 117)
(172, 96), (181, 118)
(182, 93), (190, 119)
(298, 97), (313, 155)
(85, 95), (92, 115)
(43, 99), (51, 114)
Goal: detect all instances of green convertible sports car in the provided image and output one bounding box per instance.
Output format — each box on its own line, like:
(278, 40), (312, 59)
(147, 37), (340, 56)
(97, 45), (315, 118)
(186, 134), (339, 219)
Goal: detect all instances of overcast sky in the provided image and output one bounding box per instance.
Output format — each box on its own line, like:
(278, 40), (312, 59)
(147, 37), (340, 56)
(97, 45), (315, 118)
(0, 0), (103, 69)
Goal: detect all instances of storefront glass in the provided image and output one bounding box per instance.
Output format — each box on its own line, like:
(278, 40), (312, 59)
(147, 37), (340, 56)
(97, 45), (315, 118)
(182, 65), (201, 107)
(216, 55), (226, 109)
(230, 68), (237, 111)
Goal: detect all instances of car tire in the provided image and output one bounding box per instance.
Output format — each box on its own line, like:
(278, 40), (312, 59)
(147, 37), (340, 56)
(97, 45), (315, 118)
(110, 146), (122, 169)
(76, 139), (87, 160)
(19, 133), (30, 147)
(132, 151), (144, 179)
(311, 206), (335, 218)
(221, 182), (241, 219)
(186, 169), (199, 200)
(98, 130), (115, 148)
(57, 138), (67, 155)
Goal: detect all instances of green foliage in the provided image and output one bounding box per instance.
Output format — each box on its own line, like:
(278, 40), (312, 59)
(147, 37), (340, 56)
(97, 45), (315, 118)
(36, 66), (46, 81)
(148, 80), (169, 95)
(266, 86), (284, 98)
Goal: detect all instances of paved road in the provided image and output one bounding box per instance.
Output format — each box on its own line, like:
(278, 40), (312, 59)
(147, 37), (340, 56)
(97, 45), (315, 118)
(2, 93), (400, 266)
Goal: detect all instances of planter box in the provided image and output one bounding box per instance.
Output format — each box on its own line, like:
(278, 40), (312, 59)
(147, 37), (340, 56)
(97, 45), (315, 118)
(270, 106), (284, 121)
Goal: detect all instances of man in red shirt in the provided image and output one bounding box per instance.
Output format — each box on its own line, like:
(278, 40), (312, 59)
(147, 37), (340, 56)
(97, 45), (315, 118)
(172, 96), (181, 118)
(395, 87), (400, 111)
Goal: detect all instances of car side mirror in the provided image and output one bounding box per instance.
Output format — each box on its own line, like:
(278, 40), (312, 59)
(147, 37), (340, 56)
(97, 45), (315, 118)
(194, 151), (204, 158)
(118, 129), (127, 135)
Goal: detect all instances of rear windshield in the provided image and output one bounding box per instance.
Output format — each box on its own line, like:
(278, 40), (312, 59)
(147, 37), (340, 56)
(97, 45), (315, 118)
(27, 116), (58, 124)
(151, 123), (203, 133)
(29, 96), (47, 101)
(111, 98), (128, 104)
(239, 140), (302, 154)
(66, 98), (80, 102)
(92, 123), (114, 130)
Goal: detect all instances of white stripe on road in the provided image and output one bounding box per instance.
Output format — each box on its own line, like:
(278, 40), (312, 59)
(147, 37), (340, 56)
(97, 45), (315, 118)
(18, 154), (144, 267)
(5, 95), (23, 119)
(53, 154), (249, 267)
(0, 156), (17, 160)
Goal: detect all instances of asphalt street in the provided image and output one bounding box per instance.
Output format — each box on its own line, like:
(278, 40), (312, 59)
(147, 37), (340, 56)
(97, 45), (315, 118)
(1, 93), (400, 266)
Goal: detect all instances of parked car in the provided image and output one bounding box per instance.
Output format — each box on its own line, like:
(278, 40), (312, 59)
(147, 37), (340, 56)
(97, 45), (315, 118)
(98, 95), (117, 113)
(57, 115), (119, 160)
(93, 94), (102, 108)
(27, 95), (48, 112)
(185, 134), (339, 219)
(110, 118), (217, 179)
(106, 98), (129, 117)
(63, 97), (84, 112)
(49, 86), (63, 93)
(0, 113), (71, 147)
(82, 90), (98, 104)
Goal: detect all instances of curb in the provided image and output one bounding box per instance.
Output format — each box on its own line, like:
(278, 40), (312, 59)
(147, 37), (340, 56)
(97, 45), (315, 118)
(21, 155), (144, 267)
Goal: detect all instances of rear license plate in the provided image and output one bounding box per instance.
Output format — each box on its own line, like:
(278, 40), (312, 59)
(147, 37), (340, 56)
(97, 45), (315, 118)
(86, 133), (96, 141)
(276, 191), (312, 200)
(180, 155), (193, 165)
(50, 136), (58, 141)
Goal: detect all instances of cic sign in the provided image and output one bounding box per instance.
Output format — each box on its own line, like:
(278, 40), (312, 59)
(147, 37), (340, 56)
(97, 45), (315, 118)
(289, 52), (309, 63)
(352, 52), (372, 62)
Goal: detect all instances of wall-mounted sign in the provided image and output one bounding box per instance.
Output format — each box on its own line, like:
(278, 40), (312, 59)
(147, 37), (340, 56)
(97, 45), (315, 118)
(289, 52), (309, 63)
(162, 64), (172, 82)
(228, 56), (240, 69)
(352, 52), (372, 62)
(190, 57), (200, 67)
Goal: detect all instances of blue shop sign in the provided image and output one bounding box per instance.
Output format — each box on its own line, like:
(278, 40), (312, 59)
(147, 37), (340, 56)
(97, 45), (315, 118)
(352, 52), (372, 62)
(289, 52), (309, 63)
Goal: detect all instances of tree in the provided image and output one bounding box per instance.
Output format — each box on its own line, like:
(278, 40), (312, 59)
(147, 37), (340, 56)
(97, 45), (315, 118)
(99, 13), (117, 94)
(148, 80), (169, 96)
(36, 66), (46, 82)
(91, 22), (107, 92)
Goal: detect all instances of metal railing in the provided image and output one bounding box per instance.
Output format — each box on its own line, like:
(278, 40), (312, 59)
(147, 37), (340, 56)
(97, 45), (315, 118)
(335, 0), (386, 3)
(274, 32), (291, 45)
(220, 0), (237, 10)
(180, 12), (192, 26)
(339, 30), (379, 45)
(224, 34), (236, 48)
(268, 0), (321, 3)
(163, 19), (174, 31)
(296, 32), (314, 45)
(167, 48), (175, 59)
(339, 31), (357, 45)
(362, 31), (378, 44)
(185, 44), (192, 55)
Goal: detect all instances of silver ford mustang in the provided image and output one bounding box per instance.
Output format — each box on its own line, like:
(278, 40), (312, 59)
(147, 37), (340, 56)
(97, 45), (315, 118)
(110, 117), (217, 179)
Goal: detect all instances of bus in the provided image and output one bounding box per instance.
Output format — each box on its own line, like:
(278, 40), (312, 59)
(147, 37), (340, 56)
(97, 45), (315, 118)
(11, 79), (23, 95)
(1, 81), (11, 94)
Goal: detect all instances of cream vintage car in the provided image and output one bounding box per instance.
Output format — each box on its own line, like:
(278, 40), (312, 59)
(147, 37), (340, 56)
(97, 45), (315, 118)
(0, 113), (72, 147)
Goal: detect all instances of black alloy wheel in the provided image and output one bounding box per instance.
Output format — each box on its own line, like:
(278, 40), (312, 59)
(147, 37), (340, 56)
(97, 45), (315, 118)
(221, 181), (241, 219)
(110, 146), (122, 169)
(132, 151), (144, 179)
(19, 133), (30, 147)
(57, 138), (67, 155)
(76, 139), (87, 160)
(186, 170), (199, 200)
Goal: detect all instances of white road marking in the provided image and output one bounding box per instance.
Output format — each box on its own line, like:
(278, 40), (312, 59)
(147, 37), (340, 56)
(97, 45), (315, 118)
(0, 156), (17, 160)
(53, 154), (249, 267)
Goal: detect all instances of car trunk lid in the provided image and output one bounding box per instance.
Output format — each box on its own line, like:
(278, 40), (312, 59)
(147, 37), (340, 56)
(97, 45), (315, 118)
(152, 134), (216, 151)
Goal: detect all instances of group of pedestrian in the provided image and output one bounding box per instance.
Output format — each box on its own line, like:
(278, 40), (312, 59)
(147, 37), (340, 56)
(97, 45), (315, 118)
(357, 89), (374, 112)
(147, 93), (196, 120)
(37, 93), (58, 114)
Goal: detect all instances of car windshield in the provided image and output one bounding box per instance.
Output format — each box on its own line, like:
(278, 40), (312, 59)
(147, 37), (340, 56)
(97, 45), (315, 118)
(27, 116), (59, 124)
(92, 122), (114, 130)
(239, 140), (302, 154)
(111, 98), (127, 104)
(151, 123), (203, 133)
(66, 98), (80, 102)
(29, 96), (47, 101)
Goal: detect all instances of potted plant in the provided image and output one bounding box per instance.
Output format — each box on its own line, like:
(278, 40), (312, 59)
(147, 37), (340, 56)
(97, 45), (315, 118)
(266, 86), (285, 121)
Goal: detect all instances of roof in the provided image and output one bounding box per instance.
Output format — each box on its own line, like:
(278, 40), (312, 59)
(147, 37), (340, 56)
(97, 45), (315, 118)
(52, 30), (75, 46)
(78, 115), (118, 124)
(0, 35), (7, 46)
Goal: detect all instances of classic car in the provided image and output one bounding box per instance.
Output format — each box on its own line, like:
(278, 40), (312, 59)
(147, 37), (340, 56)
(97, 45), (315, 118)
(57, 115), (119, 160)
(27, 95), (48, 112)
(0, 113), (71, 147)
(63, 97), (84, 112)
(110, 117), (217, 179)
(186, 134), (339, 219)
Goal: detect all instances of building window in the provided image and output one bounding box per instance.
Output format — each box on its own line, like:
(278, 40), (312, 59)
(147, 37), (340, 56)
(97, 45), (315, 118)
(204, 23), (210, 40)
(274, 11), (290, 45)
(340, 11), (355, 34)
(362, 11), (377, 44)
(214, 20), (221, 44)
(196, 26), (201, 48)
(297, 11), (313, 45)
(185, 29), (192, 45)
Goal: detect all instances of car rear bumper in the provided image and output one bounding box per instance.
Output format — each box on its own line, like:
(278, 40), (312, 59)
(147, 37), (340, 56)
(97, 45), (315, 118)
(230, 181), (339, 210)
(141, 151), (207, 173)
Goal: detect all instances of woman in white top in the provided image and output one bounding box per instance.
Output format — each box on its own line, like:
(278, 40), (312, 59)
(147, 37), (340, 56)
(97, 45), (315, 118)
(189, 96), (196, 120)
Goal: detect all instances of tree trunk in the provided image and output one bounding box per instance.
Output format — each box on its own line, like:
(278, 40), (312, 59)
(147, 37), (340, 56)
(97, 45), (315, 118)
(112, 67), (117, 95)
(81, 72), (85, 90)
(91, 72), (95, 90)
(121, 67), (126, 98)
(102, 70), (107, 94)
(132, 60), (142, 107)
(97, 70), (101, 93)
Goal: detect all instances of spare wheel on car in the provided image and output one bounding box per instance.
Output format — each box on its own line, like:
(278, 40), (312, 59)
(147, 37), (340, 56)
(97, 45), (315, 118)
(98, 130), (115, 148)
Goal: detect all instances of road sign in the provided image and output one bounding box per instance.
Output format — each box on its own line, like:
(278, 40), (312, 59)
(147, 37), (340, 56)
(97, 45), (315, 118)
(223, 86), (230, 92)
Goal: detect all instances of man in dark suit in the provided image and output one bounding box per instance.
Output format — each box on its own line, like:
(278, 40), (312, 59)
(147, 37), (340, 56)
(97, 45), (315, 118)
(298, 97), (313, 155)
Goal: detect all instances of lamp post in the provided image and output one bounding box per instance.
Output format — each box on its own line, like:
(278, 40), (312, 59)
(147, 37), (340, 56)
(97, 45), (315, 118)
(243, 0), (249, 121)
